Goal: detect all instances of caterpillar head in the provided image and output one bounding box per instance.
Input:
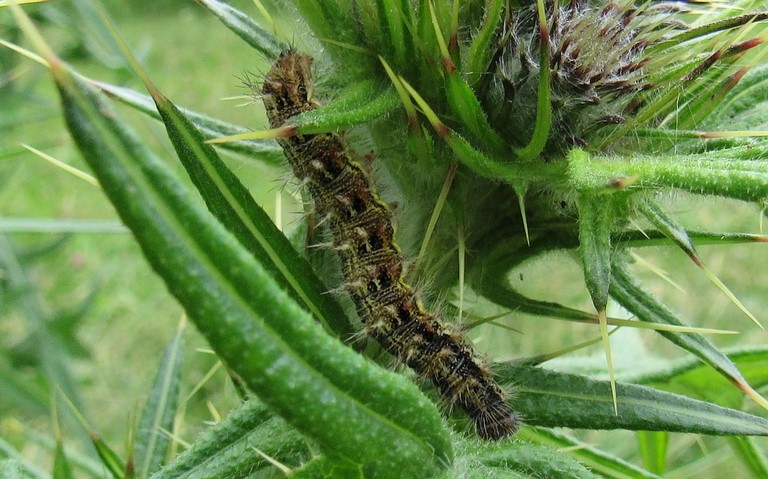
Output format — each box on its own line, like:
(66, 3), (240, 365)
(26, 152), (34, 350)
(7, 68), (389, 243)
(261, 49), (316, 124)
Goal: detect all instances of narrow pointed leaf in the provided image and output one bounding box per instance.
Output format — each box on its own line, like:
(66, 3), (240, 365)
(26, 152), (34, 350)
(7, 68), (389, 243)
(638, 201), (697, 257)
(291, 0), (375, 77)
(475, 442), (595, 479)
(444, 70), (506, 152)
(636, 431), (668, 476)
(577, 194), (614, 312)
(52, 61), (450, 477)
(95, 81), (283, 165)
(568, 149), (768, 204)
(728, 436), (768, 478)
(53, 440), (73, 479)
(150, 84), (352, 338)
(577, 193), (617, 410)
(629, 346), (768, 410)
(197, 0), (285, 59)
(134, 321), (185, 478)
(465, 0), (504, 86)
(610, 263), (752, 397)
(521, 427), (663, 479)
(495, 363), (768, 435)
(290, 81), (400, 134)
(90, 433), (124, 479)
(375, 0), (412, 73)
(152, 399), (307, 479)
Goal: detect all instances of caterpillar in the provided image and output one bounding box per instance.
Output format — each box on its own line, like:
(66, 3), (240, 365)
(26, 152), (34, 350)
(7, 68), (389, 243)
(260, 49), (519, 440)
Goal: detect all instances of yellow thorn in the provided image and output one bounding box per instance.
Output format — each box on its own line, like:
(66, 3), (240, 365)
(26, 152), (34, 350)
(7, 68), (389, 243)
(516, 189), (530, 246)
(22, 144), (100, 187)
(700, 262), (763, 330)
(598, 309), (619, 415)
(252, 447), (292, 474)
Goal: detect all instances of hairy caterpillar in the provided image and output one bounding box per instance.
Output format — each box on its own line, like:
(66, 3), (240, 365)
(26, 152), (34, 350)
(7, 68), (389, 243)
(260, 49), (519, 440)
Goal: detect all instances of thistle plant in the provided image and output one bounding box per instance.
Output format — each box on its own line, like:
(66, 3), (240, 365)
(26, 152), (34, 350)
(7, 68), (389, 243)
(4, 0), (768, 478)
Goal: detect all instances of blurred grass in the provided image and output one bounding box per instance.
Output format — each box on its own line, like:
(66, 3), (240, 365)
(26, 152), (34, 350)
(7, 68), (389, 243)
(1, 1), (766, 477)
(1, 0), (279, 464)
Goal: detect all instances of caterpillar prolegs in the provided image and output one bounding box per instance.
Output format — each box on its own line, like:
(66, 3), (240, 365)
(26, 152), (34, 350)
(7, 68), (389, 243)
(260, 49), (519, 440)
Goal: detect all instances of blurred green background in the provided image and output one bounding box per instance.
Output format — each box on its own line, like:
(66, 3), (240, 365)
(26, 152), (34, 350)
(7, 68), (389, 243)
(1, 1), (766, 476)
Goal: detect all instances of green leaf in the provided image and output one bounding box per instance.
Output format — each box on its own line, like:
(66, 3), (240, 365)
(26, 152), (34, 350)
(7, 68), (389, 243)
(375, 0), (413, 74)
(610, 264), (751, 400)
(53, 439), (73, 479)
(568, 148), (768, 204)
(197, 0), (285, 59)
(290, 0), (375, 78)
(90, 433), (125, 479)
(96, 81), (284, 166)
(444, 70), (506, 152)
(291, 80), (400, 134)
(53, 61), (451, 477)
(728, 436), (768, 478)
(0, 234), (83, 413)
(521, 427), (663, 479)
(152, 399), (307, 479)
(629, 346), (768, 410)
(464, 0), (504, 86)
(576, 194), (614, 312)
(0, 460), (41, 479)
(710, 64), (768, 128)
(150, 83), (352, 338)
(638, 201), (697, 258)
(636, 431), (668, 476)
(473, 442), (596, 479)
(134, 321), (185, 479)
(495, 363), (768, 435)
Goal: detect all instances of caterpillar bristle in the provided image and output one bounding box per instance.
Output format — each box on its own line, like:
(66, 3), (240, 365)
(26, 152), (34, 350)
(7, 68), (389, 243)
(261, 48), (519, 441)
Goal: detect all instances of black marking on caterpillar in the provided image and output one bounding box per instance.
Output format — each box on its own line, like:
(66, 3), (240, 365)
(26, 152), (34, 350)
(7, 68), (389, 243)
(260, 49), (519, 440)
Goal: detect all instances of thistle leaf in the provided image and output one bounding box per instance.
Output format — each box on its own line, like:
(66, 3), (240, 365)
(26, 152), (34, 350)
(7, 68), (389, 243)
(197, 0), (285, 59)
(522, 427), (663, 479)
(52, 57), (451, 477)
(134, 320), (185, 478)
(496, 364), (768, 435)
(149, 82), (353, 338)
(151, 399), (307, 478)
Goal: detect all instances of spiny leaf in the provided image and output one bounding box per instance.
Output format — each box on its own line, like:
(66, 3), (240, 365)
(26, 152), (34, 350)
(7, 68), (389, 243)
(610, 264), (768, 411)
(151, 400), (307, 479)
(521, 427), (663, 479)
(95, 81), (284, 165)
(495, 364), (768, 435)
(148, 78), (353, 338)
(197, 0), (285, 59)
(474, 441), (596, 479)
(51, 52), (451, 477)
(288, 80), (400, 134)
(134, 320), (185, 478)
(577, 193), (617, 413)
(464, 0), (504, 86)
